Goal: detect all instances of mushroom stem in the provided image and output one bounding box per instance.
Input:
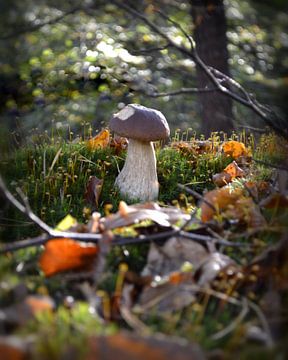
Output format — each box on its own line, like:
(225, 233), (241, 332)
(115, 138), (159, 202)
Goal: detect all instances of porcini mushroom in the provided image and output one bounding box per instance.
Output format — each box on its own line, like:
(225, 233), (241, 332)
(109, 104), (170, 202)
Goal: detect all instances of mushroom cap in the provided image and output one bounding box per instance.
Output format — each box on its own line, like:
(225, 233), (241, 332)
(109, 104), (170, 142)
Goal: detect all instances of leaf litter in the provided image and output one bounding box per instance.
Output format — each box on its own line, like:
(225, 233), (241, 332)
(0, 135), (288, 358)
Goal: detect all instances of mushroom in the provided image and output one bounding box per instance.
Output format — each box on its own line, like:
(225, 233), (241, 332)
(109, 104), (170, 202)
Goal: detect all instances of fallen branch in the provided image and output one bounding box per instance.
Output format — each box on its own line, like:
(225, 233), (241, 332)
(0, 176), (251, 254)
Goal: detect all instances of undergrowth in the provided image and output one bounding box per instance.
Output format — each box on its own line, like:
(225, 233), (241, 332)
(0, 130), (287, 359)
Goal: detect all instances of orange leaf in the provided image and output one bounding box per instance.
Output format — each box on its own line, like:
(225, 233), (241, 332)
(201, 187), (266, 227)
(222, 140), (250, 159)
(201, 187), (243, 222)
(25, 295), (54, 314)
(86, 129), (110, 150)
(224, 160), (245, 179)
(39, 238), (98, 277)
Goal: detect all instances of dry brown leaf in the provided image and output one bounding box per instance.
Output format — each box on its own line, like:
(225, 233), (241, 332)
(172, 140), (215, 157)
(39, 238), (99, 277)
(201, 187), (243, 223)
(260, 193), (288, 209)
(0, 336), (30, 360)
(110, 135), (128, 154)
(201, 187), (266, 227)
(213, 171), (232, 187)
(195, 252), (236, 286)
(84, 176), (103, 209)
(86, 129), (110, 150)
(142, 237), (208, 277)
(230, 197), (266, 228)
(102, 201), (190, 230)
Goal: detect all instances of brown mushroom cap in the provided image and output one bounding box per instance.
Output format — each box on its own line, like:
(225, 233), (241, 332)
(109, 104), (170, 142)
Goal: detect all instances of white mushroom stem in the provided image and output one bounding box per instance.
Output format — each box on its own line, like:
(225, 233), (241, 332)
(115, 138), (159, 202)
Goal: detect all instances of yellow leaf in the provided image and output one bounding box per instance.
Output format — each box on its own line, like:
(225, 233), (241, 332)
(55, 214), (77, 231)
(87, 129), (110, 150)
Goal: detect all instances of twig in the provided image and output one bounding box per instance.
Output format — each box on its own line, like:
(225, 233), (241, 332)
(0, 176), (51, 234)
(111, 0), (288, 138)
(0, 233), (49, 253)
(248, 299), (274, 347)
(178, 183), (216, 212)
(130, 44), (171, 55)
(211, 298), (249, 340)
(149, 87), (217, 97)
(0, 176), (252, 254)
(120, 304), (151, 334)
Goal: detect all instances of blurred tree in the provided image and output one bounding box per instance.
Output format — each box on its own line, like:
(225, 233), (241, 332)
(190, 0), (234, 135)
(0, 0), (287, 147)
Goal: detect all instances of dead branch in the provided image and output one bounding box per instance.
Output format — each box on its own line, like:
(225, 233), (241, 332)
(0, 175), (251, 254)
(111, 0), (288, 138)
(149, 87), (218, 97)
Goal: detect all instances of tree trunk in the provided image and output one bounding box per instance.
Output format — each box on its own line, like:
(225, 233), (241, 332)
(190, 0), (234, 136)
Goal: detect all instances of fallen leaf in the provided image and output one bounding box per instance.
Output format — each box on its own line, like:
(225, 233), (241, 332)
(110, 135), (128, 154)
(244, 180), (270, 202)
(84, 176), (104, 208)
(0, 295), (54, 329)
(39, 238), (99, 277)
(55, 214), (78, 231)
(195, 252), (236, 286)
(25, 295), (54, 314)
(0, 336), (31, 360)
(172, 140), (215, 157)
(200, 187), (243, 223)
(86, 129), (110, 150)
(223, 160), (245, 179)
(213, 171), (232, 187)
(222, 140), (250, 159)
(260, 193), (288, 209)
(226, 197), (266, 228)
(201, 187), (266, 227)
(141, 236), (208, 277)
(102, 202), (190, 230)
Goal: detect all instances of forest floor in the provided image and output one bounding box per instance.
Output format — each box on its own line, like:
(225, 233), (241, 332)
(0, 129), (287, 359)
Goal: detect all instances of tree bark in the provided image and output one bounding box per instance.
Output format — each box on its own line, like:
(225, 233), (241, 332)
(190, 0), (234, 136)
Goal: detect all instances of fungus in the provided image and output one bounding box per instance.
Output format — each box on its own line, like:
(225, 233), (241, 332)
(109, 104), (170, 202)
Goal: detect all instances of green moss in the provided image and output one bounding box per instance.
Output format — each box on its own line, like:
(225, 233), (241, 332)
(22, 302), (117, 360)
(0, 140), (230, 241)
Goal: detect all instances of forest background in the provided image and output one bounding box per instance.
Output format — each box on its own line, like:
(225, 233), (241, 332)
(0, 0), (288, 148)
